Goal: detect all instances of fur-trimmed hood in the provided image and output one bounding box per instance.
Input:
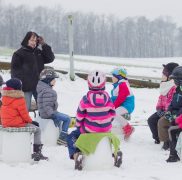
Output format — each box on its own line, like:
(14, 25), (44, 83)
(1, 90), (24, 106)
(2, 89), (24, 98)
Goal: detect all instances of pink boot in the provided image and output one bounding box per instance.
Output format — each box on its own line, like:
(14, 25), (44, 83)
(122, 123), (134, 140)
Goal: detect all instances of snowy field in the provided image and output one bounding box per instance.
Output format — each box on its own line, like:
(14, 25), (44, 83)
(0, 71), (182, 180)
(1, 55), (182, 81)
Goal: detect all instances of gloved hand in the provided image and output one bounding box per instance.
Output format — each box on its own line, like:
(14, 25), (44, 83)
(51, 113), (60, 127)
(37, 36), (45, 46)
(164, 111), (176, 122)
(121, 113), (131, 120)
(156, 110), (165, 117)
(32, 121), (39, 127)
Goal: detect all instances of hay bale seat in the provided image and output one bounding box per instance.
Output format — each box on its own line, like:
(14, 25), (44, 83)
(0, 125), (36, 163)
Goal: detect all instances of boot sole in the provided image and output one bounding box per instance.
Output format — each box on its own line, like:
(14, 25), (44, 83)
(75, 153), (83, 170)
(114, 151), (123, 168)
(57, 139), (67, 147)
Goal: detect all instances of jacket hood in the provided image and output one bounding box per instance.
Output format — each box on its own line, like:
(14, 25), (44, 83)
(21, 31), (39, 47)
(159, 80), (175, 96)
(86, 90), (110, 107)
(1, 89), (24, 105)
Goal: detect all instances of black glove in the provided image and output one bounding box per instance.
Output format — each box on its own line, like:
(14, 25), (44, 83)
(37, 36), (45, 46)
(156, 110), (165, 118)
(32, 121), (39, 127)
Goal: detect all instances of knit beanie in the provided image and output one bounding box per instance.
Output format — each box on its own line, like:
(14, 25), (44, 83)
(162, 62), (179, 79)
(6, 78), (22, 90)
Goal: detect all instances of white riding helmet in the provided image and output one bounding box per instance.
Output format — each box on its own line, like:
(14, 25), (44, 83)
(87, 70), (106, 90)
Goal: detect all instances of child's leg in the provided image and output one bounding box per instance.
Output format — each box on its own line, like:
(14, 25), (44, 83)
(115, 106), (129, 127)
(158, 116), (170, 142)
(52, 112), (71, 132)
(166, 126), (181, 162)
(114, 107), (134, 139)
(51, 112), (71, 145)
(26, 123), (41, 144)
(67, 128), (81, 159)
(147, 112), (160, 143)
(26, 123), (48, 161)
(24, 91), (33, 111)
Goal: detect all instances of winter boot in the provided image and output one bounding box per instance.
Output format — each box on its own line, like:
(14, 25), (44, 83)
(32, 144), (48, 161)
(154, 138), (160, 144)
(122, 123), (135, 140)
(114, 151), (123, 168)
(162, 141), (170, 150)
(166, 141), (180, 162)
(57, 131), (68, 146)
(166, 154), (180, 162)
(74, 152), (83, 170)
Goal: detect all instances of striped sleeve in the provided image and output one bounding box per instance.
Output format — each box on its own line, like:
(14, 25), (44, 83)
(76, 97), (87, 127)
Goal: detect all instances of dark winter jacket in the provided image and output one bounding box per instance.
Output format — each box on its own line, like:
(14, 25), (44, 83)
(36, 80), (58, 118)
(168, 86), (182, 116)
(11, 45), (55, 92)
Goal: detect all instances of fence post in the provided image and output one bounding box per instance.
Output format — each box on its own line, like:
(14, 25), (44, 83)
(68, 15), (75, 81)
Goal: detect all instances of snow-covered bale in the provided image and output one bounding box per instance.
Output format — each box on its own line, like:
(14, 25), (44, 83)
(83, 137), (113, 170)
(35, 117), (59, 146)
(2, 130), (33, 163)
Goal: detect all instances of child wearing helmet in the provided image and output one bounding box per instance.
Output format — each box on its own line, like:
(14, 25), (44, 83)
(111, 67), (135, 139)
(36, 68), (71, 146)
(148, 62), (178, 146)
(162, 66), (182, 162)
(67, 70), (122, 170)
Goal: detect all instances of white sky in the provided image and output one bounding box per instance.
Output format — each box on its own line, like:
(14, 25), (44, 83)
(2, 0), (182, 25)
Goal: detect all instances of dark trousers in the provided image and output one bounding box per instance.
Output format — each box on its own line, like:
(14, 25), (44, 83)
(148, 112), (160, 141)
(168, 126), (182, 156)
(67, 128), (81, 159)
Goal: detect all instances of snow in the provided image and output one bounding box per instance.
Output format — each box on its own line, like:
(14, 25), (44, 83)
(0, 71), (182, 180)
(1, 55), (182, 81)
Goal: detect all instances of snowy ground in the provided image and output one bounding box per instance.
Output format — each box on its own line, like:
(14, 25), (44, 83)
(0, 71), (182, 180)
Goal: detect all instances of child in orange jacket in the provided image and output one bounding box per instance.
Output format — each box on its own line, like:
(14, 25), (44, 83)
(1, 78), (48, 161)
(0, 74), (5, 124)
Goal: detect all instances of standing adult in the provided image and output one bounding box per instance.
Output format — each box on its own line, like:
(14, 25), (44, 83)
(11, 31), (55, 110)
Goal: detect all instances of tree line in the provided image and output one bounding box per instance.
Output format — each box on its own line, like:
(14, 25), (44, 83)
(0, 2), (182, 58)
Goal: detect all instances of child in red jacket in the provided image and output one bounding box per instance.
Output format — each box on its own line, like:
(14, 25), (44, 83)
(1, 78), (48, 161)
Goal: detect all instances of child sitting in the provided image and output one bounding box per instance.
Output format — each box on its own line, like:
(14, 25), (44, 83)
(0, 75), (5, 124)
(0, 78), (48, 161)
(111, 67), (135, 139)
(164, 66), (182, 162)
(67, 70), (122, 170)
(148, 63), (178, 145)
(37, 68), (71, 146)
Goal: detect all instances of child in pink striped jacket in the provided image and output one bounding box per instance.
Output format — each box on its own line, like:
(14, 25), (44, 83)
(67, 70), (120, 170)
